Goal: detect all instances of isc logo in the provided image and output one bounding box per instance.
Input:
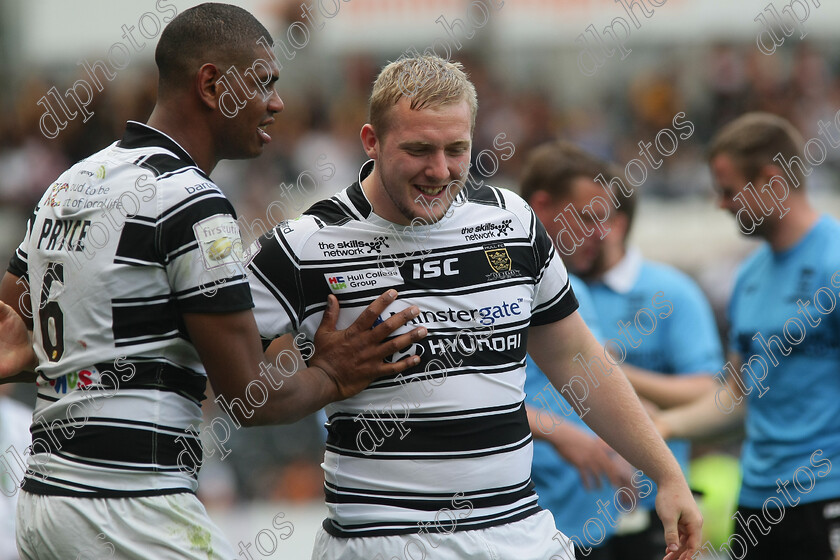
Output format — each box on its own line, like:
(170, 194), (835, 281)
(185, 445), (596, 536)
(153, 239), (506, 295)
(412, 258), (458, 279)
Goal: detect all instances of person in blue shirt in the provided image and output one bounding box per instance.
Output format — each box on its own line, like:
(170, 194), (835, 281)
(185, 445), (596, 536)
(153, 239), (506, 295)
(521, 141), (722, 560)
(659, 112), (840, 560)
(524, 273), (633, 560)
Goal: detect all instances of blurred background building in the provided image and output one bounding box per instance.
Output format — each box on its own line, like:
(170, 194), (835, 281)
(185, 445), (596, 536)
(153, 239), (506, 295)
(1, 0), (839, 556)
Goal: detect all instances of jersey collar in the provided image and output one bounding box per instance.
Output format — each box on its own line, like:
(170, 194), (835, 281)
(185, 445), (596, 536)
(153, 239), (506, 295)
(344, 160), (376, 218)
(599, 246), (643, 294)
(118, 121), (199, 168)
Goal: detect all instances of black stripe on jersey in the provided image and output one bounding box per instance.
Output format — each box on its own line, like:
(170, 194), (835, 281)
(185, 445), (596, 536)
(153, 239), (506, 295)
(113, 298), (179, 347)
(325, 476), (533, 500)
(116, 221), (161, 265)
(7, 251), (26, 278)
(325, 402), (531, 458)
(531, 278), (579, 327)
(90, 359), (206, 404)
(300, 242), (535, 296)
(345, 182), (372, 217)
(304, 198), (353, 226)
(174, 278), (253, 314)
(466, 183), (504, 208)
(323, 502), (541, 537)
(21, 476), (194, 498)
(331, 196), (358, 221)
(530, 211), (556, 280)
(249, 231), (303, 326)
(324, 477), (535, 511)
(139, 154), (196, 179)
(30, 419), (202, 471)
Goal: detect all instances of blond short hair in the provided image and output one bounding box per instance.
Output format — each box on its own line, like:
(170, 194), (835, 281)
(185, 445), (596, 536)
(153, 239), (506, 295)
(368, 55), (478, 138)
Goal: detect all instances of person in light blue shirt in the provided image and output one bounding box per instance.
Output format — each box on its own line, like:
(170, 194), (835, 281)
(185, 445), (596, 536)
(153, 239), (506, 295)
(660, 112), (840, 560)
(525, 274), (629, 560)
(521, 141), (721, 560)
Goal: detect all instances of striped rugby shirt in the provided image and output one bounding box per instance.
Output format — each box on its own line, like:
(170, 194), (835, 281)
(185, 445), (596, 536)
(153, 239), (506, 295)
(7, 121), (253, 497)
(248, 160), (578, 537)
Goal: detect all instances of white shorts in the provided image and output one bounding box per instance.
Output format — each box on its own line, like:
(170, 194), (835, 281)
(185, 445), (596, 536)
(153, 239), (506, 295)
(16, 490), (235, 560)
(311, 510), (576, 560)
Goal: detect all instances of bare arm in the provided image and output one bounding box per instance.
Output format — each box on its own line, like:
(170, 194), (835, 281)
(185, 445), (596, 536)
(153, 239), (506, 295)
(622, 363), (716, 409)
(656, 353), (746, 441)
(526, 405), (633, 490)
(528, 312), (702, 560)
(0, 271), (38, 381)
(184, 290), (426, 426)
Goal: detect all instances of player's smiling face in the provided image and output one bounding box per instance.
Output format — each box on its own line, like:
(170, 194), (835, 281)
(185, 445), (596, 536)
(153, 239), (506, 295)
(361, 97), (472, 226)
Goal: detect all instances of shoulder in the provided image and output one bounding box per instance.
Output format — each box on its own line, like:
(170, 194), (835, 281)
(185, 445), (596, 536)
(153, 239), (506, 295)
(464, 184), (536, 232)
(639, 261), (703, 294)
(729, 245), (770, 300)
(816, 216), (840, 265)
(251, 214), (323, 265)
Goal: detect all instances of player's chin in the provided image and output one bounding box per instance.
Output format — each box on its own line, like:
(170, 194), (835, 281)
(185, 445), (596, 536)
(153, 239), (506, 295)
(411, 203), (450, 225)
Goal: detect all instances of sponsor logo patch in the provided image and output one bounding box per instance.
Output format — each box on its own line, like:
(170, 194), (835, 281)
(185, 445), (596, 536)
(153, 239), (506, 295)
(324, 266), (403, 294)
(193, 214), (247, 270)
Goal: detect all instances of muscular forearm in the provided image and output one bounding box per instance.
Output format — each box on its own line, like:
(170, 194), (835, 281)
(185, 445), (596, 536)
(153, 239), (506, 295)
(623, 364), (716, 409)
(574, 339), (685, 486)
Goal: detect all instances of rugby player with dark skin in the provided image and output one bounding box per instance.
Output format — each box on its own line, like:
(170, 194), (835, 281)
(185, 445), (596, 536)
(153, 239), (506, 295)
(0, 7), (426, 424)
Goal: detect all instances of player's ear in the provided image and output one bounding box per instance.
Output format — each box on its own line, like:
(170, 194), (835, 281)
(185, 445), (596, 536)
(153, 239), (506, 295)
(756, 162), (787, 188)
(195, 63), (224, 110)
(361, 124), (380, 159)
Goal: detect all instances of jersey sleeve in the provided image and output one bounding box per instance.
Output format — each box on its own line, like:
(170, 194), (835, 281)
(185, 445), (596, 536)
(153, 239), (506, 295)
(158, 188), (253, 314)
(7, 207), (37, 280)
(525, 200), (579, 326)
(246, 227), (301, 341)
(667, 277), (724, 375)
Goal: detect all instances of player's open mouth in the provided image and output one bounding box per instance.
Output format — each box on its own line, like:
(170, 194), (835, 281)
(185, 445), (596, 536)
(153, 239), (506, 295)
(414, 184), (446, 196)
(257, 121), (273, 143)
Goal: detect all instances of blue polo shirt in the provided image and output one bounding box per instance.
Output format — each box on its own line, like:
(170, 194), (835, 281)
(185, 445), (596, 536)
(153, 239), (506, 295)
(586, 248), (723, 509)
(728, 215), (840, 507)
(525, 274), (618, 548)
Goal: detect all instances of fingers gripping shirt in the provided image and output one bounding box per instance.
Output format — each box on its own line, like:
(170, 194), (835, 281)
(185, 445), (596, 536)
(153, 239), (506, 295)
(247, 161), (578, 537)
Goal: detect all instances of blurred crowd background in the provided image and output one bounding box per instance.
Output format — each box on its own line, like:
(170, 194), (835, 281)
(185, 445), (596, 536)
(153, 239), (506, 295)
(1, 0), (840, 556)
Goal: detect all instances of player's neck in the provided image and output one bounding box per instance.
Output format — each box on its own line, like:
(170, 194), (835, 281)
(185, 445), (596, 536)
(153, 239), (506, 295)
(766, 200), (820, 253)
(146, 104), (216, 175)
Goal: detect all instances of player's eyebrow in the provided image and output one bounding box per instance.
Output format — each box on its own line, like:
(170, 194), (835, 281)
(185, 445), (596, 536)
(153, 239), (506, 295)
(399, 140), (470, 150)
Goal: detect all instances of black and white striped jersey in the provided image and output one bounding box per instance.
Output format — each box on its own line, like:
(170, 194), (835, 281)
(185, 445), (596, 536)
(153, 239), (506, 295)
(248, 161), (578, 537)
(7, 121), (253, 497)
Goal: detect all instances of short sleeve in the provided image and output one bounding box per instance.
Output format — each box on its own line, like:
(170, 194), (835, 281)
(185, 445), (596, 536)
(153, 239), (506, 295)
(529, 208), (579, 326)
(159, 191), (253, 313)
(247, 229), (300, 340)
(7, 207), (37, 279)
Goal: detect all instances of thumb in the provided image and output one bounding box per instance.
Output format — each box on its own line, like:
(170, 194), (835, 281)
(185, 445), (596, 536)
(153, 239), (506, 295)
(663, 520), (680, 557)
(320, 294), (339, 333)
